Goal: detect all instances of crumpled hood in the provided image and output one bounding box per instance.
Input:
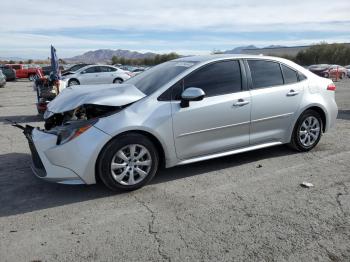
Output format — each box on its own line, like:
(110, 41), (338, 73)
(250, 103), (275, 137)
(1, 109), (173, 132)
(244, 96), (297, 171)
(47, 84), (146, 114)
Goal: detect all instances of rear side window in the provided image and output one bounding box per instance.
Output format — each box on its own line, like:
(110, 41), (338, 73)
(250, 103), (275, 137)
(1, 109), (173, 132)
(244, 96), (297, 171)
(298, 72), (307, 81)
(248, 60), (283, 89)
(100, 66), (117, 72)
(281, 64), (298, 84)
(183, 60), (242, 97)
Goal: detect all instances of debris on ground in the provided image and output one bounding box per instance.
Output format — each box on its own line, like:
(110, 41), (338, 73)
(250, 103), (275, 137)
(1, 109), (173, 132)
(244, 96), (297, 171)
(300, 182), (314, 188)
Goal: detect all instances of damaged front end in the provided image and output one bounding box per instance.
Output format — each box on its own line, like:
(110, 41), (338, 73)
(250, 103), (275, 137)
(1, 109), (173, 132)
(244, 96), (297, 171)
(43, 83), (146, 131)
(9, 84), (146, 184)
(44, 104), (126, 130)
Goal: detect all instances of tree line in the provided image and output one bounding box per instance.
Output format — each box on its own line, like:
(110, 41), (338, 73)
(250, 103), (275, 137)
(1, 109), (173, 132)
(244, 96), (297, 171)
(111, 52), (180, 66)
(270, 43), (350, 66)
(213, 43), (350, 66)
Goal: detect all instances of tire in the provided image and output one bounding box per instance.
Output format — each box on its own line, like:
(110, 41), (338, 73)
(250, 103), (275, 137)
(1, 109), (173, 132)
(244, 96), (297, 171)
(97, 133), (159, 191)
(68, 79), (80, 87)
(289, 110), (323, 152)
(113, 78), (123, 84)
(323, 72), (329, 78)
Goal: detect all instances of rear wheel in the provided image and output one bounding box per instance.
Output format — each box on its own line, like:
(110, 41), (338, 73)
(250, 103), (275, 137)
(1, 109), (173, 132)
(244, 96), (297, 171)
(28, 74), (35, 81)
(97, 133), (159, 191)
(113, 78), (123, 84)
(289, 110), (323, 151)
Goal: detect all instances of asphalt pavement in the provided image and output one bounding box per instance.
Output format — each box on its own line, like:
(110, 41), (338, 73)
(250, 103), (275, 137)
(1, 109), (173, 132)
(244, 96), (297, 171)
(0, 79), (349, 262)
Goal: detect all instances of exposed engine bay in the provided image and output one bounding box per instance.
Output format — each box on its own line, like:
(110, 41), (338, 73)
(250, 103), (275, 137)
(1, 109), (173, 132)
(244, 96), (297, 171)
(44, 104), (125, 130)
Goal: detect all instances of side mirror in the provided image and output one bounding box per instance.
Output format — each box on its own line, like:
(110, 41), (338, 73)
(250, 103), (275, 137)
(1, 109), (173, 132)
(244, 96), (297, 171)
(180, 87), (205, 108)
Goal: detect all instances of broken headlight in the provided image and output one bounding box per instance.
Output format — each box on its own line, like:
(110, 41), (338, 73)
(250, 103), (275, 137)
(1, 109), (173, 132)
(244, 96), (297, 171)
(51, 118), (98, 145)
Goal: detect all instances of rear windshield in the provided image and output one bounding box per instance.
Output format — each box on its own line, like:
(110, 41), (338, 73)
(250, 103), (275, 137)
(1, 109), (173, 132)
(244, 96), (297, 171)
(125, 61), (197, 95)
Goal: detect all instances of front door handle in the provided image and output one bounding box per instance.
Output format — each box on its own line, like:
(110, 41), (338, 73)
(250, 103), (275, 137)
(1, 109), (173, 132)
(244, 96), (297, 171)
(233, 99), (250, 107)
(287, 89), (299, 96)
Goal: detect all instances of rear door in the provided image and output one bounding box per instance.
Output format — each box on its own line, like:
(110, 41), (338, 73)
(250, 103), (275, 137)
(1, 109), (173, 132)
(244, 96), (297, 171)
(98, 66), (117, 84)
(246, 59), (304, 144)
(172, 60), (251, 160)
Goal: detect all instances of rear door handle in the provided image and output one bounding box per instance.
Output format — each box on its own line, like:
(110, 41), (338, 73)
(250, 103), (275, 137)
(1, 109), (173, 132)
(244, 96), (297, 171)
(233, 99), (250, 107)
(287, 90), (299, 96)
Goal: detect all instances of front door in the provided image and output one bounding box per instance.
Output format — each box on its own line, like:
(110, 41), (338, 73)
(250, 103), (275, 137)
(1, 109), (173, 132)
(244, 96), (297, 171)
(172, 60), (251, 160)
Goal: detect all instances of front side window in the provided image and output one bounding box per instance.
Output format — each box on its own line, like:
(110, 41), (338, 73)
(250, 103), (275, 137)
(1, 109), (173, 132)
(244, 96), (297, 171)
(83, 66), (99, 74)
(248, 60), (283, 89)
(183, 60), (242, 97)
(281, 64), (298, 84)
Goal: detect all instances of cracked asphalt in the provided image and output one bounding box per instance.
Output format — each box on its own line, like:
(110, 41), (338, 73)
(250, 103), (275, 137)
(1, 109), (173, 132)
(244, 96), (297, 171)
(0, 79), (349, 262)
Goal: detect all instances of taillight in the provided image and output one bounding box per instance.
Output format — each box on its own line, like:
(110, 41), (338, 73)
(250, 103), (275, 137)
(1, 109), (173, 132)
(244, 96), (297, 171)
(327, 83), (336, 91)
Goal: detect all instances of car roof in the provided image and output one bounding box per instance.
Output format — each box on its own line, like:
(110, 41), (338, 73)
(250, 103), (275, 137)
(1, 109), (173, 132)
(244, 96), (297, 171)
(173, 54), (276, 63)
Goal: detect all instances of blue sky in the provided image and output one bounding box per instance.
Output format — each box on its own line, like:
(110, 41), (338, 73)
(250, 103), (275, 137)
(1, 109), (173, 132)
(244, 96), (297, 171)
(0, 0), (349, 59)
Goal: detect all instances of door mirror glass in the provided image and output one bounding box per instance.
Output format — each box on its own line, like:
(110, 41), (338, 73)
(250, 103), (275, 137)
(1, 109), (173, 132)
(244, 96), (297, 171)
(180, 87), (205, 108)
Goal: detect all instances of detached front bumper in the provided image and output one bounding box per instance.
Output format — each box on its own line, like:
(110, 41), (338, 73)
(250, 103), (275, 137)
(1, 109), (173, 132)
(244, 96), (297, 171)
(24, 125), (111, 185)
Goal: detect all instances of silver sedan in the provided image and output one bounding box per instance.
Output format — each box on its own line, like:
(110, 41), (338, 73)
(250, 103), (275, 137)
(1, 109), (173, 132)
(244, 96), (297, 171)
(24, 55), (338, 190)
(61, 65), (131, 87)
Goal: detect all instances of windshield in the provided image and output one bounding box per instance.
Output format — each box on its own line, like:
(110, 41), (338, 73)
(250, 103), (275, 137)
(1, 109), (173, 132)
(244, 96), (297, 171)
(125, 61), (197, 95)
(70, 64), (87, 72)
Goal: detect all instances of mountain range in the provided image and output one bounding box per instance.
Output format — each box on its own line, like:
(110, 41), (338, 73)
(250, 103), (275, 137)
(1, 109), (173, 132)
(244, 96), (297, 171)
(0, 45), (288, 63)
(64, 45), (287, 63)
(64, 49), (157, 63)
(223, 45), (286, 54)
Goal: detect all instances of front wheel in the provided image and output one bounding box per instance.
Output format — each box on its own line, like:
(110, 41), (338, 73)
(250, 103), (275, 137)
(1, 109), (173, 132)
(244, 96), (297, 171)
(97, 133), (159, 191)
(68, 79), (80, 87)
(289, 110), (323, 152)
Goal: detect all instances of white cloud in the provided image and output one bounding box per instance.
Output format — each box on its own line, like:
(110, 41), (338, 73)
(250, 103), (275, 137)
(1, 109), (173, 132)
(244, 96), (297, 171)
(1, 0), (350, 32)
(0, 0), (349, 57)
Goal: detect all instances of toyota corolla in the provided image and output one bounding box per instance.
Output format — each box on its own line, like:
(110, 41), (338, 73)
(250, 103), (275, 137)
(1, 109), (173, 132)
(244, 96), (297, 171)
(20, 55), (338, 190)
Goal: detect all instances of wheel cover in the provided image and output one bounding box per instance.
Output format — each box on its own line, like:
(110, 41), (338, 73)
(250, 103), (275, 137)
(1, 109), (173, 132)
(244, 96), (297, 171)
(299, 116), (320, 147)
(69, 80), (78, 86)
(114, 79), (122, 84)
(110, 144), (152, 186)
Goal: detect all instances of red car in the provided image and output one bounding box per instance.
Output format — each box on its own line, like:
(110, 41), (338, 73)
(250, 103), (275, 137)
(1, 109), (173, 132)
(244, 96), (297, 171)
(325, 65), (348, 79)
(5, 64), (42, 81)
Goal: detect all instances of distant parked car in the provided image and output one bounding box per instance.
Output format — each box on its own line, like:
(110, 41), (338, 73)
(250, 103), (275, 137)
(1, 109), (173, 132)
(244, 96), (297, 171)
(5, 64), (40, 81)
(344, 65), (350, 77)
(0, 65), (16, 81)
(62, 64), (91, 75)
(308, 64), (330, 77)
(132, 68), (146, 74)
(61, 65), (131, 87)
(308, 64), (347, 79)
(0, 70), (6, 88)
(327, 65), (348, 79)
